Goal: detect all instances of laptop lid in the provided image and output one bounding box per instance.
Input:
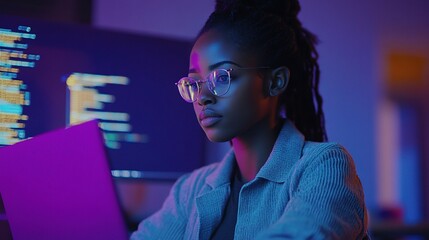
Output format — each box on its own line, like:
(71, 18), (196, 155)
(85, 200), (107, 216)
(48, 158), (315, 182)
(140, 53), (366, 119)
(0, 120), (129, 240)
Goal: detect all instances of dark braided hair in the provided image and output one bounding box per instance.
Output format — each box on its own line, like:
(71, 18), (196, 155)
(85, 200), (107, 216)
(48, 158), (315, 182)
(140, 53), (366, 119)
(197, 0), (327, 142)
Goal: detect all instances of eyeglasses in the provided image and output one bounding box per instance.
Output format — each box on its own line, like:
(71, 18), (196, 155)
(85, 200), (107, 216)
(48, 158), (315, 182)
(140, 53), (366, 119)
(175, 67), (271, 103)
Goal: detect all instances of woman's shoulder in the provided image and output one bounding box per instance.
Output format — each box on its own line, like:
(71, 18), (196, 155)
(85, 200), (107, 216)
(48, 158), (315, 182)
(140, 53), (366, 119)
(297, 141), (357, 173)
(288, 140), (364, 199)
(175, 162), (220, 187)
(176, 149), (235, 190)
(180, 162), (221, 184)
(302, 141), (352, 160)
(173, 160), (229, 197)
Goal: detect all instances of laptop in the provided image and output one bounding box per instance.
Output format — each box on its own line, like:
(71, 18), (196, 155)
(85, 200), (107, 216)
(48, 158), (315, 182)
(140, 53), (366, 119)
(0, 120), (129, 240)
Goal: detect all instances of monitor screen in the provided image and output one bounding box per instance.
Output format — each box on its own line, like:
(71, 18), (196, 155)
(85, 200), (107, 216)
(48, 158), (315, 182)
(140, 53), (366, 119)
(0, 14), (205, 179)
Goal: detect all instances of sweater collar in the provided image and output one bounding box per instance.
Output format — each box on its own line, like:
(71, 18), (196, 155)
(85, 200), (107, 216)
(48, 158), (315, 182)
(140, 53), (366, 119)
(205, 119), (305, 187)
(205, 148), (236, 189)
(256, 119), (304, 183)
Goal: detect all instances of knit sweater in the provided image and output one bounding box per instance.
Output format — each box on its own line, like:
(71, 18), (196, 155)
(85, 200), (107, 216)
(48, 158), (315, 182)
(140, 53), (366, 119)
(131, 120), (369, 239)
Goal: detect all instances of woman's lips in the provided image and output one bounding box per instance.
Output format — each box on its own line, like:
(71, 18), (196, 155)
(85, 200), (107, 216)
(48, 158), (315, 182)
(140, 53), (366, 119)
(199, 109), (222, 128)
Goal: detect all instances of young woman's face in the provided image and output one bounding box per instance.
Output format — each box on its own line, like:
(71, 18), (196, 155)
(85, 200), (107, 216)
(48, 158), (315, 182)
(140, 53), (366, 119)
(189, 29), (275, 142)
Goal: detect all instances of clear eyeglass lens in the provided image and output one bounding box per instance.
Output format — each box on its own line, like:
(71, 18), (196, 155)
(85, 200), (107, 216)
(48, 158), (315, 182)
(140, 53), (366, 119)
(177, 69), (231, 102)
(178, 78), (198, 102)
(209, 69), (230, 96)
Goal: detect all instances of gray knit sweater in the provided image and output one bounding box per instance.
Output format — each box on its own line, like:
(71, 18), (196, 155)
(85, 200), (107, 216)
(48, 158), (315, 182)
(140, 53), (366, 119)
(131, 120), (369, 239)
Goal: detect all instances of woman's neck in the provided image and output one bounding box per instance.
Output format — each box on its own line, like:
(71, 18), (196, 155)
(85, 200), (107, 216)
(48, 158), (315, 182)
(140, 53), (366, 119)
(231, 117), (283, 182)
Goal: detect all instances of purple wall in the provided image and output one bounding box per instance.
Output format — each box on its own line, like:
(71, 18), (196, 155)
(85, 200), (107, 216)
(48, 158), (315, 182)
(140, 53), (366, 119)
(93, 0), (213, 39)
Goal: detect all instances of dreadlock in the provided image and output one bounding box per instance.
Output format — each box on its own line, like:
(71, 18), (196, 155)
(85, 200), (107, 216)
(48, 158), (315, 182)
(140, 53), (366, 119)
(197, 0), (327, 142)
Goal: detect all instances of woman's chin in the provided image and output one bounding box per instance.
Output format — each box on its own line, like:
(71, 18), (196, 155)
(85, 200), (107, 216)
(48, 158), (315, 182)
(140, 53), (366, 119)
(203, 129), (231, 143)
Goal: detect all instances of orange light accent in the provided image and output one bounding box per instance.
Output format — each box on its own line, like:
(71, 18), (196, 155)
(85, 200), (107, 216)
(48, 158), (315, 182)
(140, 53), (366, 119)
(387, 52), (427, 87)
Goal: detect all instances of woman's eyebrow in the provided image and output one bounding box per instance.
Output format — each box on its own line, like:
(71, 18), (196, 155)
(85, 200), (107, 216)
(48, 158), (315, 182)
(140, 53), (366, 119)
(208, 61), (241, 71)
(188, 60), (242, 73)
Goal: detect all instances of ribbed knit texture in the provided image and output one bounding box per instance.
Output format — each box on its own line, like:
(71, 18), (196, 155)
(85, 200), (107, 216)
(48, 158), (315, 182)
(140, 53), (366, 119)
(130, 120), (369, 240)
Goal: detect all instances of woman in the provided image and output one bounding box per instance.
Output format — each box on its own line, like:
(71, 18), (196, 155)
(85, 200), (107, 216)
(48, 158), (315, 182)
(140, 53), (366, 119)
(131, 0), (369, 239)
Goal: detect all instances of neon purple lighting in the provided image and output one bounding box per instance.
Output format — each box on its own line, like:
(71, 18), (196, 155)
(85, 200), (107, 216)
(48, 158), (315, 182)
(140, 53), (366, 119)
(0, 120), (128, 240)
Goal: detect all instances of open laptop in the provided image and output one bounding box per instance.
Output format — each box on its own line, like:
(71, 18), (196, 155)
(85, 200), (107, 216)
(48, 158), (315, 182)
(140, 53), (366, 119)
(0, 120), (129, 240)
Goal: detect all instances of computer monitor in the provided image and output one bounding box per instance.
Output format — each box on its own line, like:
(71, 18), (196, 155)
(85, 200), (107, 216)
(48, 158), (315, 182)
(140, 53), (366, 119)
(0, 14), (205, 179)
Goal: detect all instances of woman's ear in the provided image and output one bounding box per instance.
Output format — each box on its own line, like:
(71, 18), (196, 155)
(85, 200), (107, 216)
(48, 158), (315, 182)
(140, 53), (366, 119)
(269, 66), (290, 96)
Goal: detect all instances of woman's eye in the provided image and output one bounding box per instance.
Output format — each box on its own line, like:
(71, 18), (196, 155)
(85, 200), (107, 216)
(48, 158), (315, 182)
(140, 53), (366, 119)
(216, 75), (229, 83)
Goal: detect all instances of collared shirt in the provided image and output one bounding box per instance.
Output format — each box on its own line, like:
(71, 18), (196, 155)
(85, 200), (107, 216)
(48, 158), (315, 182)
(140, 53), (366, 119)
(131, 120), (369, 240)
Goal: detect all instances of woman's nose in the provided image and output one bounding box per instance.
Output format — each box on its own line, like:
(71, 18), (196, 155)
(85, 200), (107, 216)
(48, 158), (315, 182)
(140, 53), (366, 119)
(197, 82), (216, 106)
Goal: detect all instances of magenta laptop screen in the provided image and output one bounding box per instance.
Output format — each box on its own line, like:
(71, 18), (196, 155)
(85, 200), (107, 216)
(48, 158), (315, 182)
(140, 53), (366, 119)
(0, 120), (129, 240)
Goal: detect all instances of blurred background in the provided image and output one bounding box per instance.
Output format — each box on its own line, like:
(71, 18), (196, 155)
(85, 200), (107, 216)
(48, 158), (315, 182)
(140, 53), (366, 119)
(1, 0), (428, 238)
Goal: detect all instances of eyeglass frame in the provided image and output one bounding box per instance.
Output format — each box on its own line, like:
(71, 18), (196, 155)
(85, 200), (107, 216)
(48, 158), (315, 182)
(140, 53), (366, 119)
(175, 66), (272, 103)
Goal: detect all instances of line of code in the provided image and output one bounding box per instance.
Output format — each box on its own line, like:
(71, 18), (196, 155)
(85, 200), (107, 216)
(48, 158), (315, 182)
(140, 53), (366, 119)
(66, 73), (148, 150)
(0, 26), (40, 146)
